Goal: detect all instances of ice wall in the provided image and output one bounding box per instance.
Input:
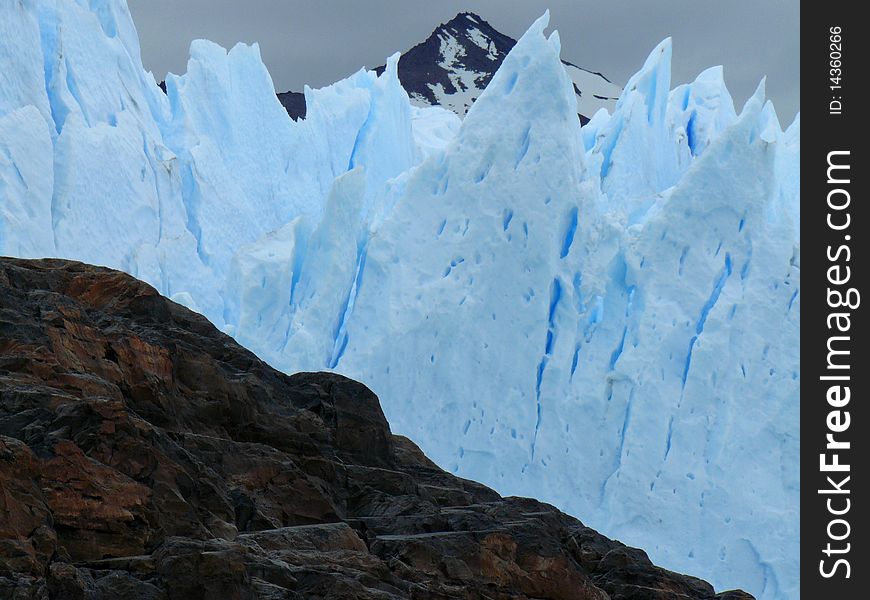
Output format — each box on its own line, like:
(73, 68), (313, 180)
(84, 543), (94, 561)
(0, 2), (799, 598)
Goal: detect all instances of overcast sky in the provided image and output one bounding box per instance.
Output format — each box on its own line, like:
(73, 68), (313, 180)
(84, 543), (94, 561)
(128, 0), (799, 123)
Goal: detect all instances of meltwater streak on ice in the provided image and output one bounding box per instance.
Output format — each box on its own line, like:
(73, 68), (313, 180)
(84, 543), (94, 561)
(0, 2), (799, 598)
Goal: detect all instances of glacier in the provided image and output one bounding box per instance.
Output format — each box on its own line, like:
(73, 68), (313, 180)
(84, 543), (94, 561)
(0, 2), (799, 598)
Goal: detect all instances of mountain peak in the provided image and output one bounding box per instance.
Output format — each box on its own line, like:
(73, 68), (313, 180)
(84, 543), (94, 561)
(279, 13), (620, 122)
(437, 11), (496, 32)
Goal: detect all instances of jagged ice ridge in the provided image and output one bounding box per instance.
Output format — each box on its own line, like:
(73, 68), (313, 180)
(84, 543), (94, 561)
(0, 2), (799, 598)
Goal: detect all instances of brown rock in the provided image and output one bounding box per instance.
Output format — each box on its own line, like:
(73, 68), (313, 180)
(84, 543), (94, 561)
(0, 258), (754, 599)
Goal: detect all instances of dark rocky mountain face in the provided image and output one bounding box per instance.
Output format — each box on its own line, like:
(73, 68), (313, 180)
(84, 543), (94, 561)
(157, 13), (618, 123)
(0, 258), (751, 600)
(277, 91), (307, 121)
(278, 12), (621, 123)
(372, 12), (518, 116)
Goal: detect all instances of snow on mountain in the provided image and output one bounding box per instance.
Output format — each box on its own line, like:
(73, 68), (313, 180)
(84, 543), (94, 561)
(278, 12), (621, 123)
(0, 2), (798, 599)
(562, 60), (623, 120)
(382, 12), (622, 121)
(384, 12), (519, 117)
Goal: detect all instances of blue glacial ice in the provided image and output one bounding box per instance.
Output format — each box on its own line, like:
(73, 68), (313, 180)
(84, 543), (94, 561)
(0, 3), (799, 598)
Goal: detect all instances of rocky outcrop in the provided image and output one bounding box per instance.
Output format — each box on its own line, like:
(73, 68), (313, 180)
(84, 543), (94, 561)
(0, 258), (751, 599)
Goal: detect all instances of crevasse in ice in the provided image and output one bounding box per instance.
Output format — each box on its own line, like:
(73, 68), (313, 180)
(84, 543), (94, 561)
(0, 3), (799, 598)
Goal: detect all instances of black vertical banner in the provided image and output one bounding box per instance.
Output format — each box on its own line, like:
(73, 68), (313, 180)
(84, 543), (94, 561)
(802, 4), (868, 598)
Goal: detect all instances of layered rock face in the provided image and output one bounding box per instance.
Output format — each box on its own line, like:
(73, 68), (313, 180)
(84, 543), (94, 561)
(0, 258), (750, 600)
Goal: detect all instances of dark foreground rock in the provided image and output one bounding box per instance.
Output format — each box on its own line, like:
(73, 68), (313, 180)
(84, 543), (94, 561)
(0, 258), (752, 599)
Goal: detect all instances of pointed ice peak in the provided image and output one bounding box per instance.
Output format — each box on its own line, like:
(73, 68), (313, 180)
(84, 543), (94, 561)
(689, 66), (735, 114)
(695, 65), (725, 84)
(381, 52), (401, 84)
(464, 8), (575, 129)
(784, 111), (800, 140)
(741, 77), (767, 116)
(759, 99), (782, 142)
(665, 64), (737, 158)
(525, 10), (551, 38)
(440, 7), (584, 188)
(618, 37), (672, 124)
(647, 37), (672, 65)
(344, 51), (417, 218)
(548, 30), (562, 55)
(736, 78), (778, 146)
(591, 37), (679, 204)
(580, 107), (611, 152)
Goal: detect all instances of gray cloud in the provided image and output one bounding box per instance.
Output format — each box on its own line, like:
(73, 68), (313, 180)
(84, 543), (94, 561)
(128, 0), (799, 123)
